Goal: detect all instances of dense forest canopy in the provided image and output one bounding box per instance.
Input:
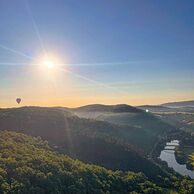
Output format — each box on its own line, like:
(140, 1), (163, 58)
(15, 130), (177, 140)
(0, 131), (162, 194)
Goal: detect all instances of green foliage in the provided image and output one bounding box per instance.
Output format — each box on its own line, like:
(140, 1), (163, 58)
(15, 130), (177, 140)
(175, 144), (194, 170)
(0, 107), (169, 180)
(175, 147), (187, 165)
(0, 131), (162, 194)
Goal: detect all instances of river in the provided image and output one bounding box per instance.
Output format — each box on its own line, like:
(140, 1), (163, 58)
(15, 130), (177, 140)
(159, 140), (194, 179)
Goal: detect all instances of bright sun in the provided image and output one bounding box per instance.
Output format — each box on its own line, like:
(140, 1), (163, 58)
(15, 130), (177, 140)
(37, 54), (63, 73)
(43, 59), (55, 69)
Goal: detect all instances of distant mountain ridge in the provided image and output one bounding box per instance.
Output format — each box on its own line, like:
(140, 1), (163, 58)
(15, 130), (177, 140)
(162, 100), (194, 107)
(73, 104), (143, 113)
(138, 105), (173, 112)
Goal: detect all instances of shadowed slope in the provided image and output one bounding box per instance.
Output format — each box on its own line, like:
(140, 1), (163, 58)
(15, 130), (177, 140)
(0, 106), (168, 180)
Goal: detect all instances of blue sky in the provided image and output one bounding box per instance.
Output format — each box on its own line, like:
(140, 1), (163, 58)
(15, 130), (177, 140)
(0, 0), (194, 107)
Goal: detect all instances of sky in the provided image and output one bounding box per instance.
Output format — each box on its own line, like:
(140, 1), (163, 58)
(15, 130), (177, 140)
(0, 0), (194, 107)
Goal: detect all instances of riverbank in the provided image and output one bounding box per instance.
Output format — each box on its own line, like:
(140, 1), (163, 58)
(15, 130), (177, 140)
(175, 146), (194, 170)
(159, 140), (194, 179)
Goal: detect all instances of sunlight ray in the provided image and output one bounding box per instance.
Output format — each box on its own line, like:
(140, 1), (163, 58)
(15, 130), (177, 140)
(25, 0), (48, 57)
(0, 44), (38, 61)
(0, 62), (29, 66)
(57, 60), (148, 67)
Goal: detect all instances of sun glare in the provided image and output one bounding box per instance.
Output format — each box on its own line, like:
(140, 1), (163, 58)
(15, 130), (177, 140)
(39, 54), (62, 70)
(43, 59), (55, 69)
(35, 54), (64, 78)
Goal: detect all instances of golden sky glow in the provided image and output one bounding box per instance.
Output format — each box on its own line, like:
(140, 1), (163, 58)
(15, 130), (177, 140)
(1, 52), (194, 108)
(1, 89), (194, 108)
(0, 1), (194, 108)
(1, 51), (194, 108)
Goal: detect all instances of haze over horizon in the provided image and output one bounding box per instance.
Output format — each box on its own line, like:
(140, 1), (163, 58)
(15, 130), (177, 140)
(1, 0), (194, 107)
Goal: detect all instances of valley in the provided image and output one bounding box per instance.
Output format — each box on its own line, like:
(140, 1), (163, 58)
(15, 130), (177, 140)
(71, 103), (194, 178)
(0, 102), (194, 193)
(1, 1), (194, 193)
(138, 103), (194, 177)
(0, 106), (168, 180)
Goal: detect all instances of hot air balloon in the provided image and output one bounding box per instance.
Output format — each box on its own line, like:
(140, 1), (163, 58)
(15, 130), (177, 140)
(16, 98), (21, 104)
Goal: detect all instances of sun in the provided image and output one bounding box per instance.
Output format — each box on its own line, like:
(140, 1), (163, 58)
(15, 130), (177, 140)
(37, 54), (63, 73)
(43, 59), (55, 69)
(40, 54), (60, 69)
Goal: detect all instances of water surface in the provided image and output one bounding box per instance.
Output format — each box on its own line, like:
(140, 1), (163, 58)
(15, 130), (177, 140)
(159, 140), (194, 179)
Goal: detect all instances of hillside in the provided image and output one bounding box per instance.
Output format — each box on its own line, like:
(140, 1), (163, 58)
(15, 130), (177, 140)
(0, 131), (194, 194)
(156, 112), (194, 134)
(0, 130), (163, 194)
(0, 106), (174, 181)
(72, 104), (175, 153)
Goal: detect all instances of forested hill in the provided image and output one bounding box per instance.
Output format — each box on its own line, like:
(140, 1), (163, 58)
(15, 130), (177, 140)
(72, 105), (175, 153)
(0, 131), (194, 194)
(0, 107), (166, 180)
(0, 130), (162, 194)
(0, 108), (194, 193)
(72, 104), (143, 113)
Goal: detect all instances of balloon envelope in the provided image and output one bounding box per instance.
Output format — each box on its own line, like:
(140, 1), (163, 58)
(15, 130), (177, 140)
(16, 98), (21, 104)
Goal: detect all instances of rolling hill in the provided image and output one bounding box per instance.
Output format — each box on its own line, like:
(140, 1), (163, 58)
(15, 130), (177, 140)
(0, 106), (170, 181)
(72, 104), (175, 153)
(73, 104), (143, 113)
